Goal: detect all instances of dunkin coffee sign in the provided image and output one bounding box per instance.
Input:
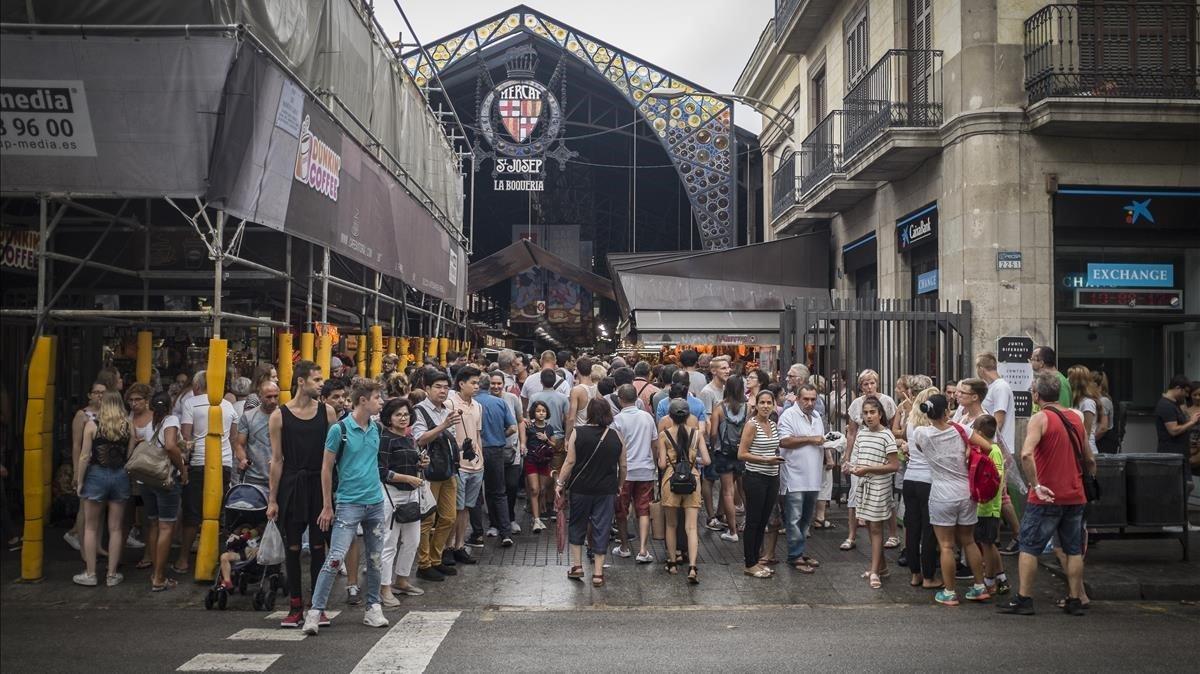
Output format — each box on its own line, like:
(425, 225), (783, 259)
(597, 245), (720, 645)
(293, 114), (341, 202)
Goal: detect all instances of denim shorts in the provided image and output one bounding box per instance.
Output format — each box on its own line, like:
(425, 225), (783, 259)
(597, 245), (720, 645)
(711, 450), (745, 476)
(143, 482), (182, 522)
(80, 465), (131, 502)
(1020, 503), (1085, 556)
(456, 470), (483, 510)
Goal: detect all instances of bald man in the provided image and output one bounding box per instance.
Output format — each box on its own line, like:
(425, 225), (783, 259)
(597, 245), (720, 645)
(236, 380), (280, 486)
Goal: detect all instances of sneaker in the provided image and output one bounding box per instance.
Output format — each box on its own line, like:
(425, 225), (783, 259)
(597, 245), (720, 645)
(465, 534), (485, 547)
(395, 585), (425, 596)
(63, 531), (81, 551)
(954, 563), (973, 580)
(1061, 597), (1086, 616)
(486, 527), (499, 538)
(964, 585), (991, 602)
(126, 531), (145, 549)
(318, 611), (331, 627)
(934, 589), (960, 606)
(105, 572), (124, 587)
(999, 539), (1020, 556)
(441, 550), (457, 566)
(346, 584), (361, 605)
(611, 546), (632, 558)
(72, 572), (97, 587)
(280, 607), (305, 628)
(704, 517), (725, 531)
(434, 564), (458, 576)
(501, 536), (514, 548)
(996, 578), (1011, 595)
(997, 595), (1035, 615)
(720, 532), (739, 543)
(452, 548), (477, 565)
(510, 522), (522, 534)
(417, 567), (445, 582)
(302, 610), (320, 635)
(531, 518), (546, 533)
(363, 604), (390, 628)
(635, 551), (655, 564)
(380, 593), (401, 608)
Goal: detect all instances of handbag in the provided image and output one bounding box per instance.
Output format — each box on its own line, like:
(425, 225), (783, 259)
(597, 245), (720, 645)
(564, 427), (611, 493)
(1045, 407), (1101, 503)
(126, 420), (174, 490)
(666, 429), (697, 495)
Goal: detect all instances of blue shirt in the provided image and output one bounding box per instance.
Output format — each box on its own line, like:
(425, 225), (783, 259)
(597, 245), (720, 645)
(655, 394), (708, 424)
(475, 390), (516, 448)
(324, 416), (384, 505)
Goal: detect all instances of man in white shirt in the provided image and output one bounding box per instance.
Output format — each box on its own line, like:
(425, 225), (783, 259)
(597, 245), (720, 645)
(778, 384), (826, 572)
(448, 366), (485, 552)
(520, 350), (571, 402)
(609, 385), (658, 564)
(977, 352), (1025, 554)
(177, 369), (238, 574)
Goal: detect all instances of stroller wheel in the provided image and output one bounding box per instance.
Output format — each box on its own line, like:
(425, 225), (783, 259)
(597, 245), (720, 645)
(203, 589), (215, 610)
(217, 588), (228, 610)
(265, 590), (277, 611)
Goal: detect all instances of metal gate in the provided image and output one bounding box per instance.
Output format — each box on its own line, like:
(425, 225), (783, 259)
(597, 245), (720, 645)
(780, 297), (973, 420)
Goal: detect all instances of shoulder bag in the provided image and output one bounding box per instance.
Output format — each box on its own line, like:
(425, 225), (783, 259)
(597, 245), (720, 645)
(126, 420), (174, 490)
(1045, 407), (1101, 503)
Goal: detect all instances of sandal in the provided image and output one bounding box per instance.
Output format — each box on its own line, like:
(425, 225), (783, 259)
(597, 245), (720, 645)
(151, 578), (177, 592)
(839, 538), (856, 551)
(812, 519), (836, 530)
(592, 574), (605, 587)
(791, 561), (815, 574)
(135, 559), (153, 570)
(884, 536), (900, 549)
(869, 572), (882, 589)
(169, 564), (189, 575)
(759, 557), (779, 566)
(664, 559), (678, 575)
(744, 566), (773, 578)
(687, 566), (699, 585)
(567, 566), (584, 580)
(1055, 596), (1090, 610)
(800, 556), (821, 568)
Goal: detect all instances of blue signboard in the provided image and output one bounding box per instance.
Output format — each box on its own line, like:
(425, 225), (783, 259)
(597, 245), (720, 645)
(917, 269), (939, 295)
(1086, 263), (1174, 288)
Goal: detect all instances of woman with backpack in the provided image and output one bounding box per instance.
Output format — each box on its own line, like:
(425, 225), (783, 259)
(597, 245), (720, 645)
(843, 396), (900, 589)
(74, 391), (134, 587)
(738, 390), (786, 579)
(708, 376), (747, 543)
(657, 398), (711, 584)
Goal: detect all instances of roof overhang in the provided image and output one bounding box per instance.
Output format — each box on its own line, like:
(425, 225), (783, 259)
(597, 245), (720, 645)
(467, 239), (616, 300)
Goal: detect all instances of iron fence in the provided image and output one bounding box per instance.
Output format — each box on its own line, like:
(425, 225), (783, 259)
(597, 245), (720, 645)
(775, 0), (803, 39)
(799, 110), (844, 196)
(771, 152), (799, 220)
(1024, 2), (1199, 102)
(843, 49), (944, 162)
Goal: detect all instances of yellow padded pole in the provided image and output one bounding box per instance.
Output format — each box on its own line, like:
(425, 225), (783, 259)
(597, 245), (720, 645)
(300, 332), (315, 363)
(368, 325), (383, 378)
(317, 333), (332, 378)
(136, 331), (153, 385)
(438, 337), (450, 367)
(195, 338), (227, 582)
(278, 333), (294, 404)
(21, 336), (52, 581)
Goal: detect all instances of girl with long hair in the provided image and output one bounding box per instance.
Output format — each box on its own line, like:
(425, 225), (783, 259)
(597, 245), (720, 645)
(845, 396), (900, 589)
(75, 391), (134, 587)
(657, 398), (711, 584)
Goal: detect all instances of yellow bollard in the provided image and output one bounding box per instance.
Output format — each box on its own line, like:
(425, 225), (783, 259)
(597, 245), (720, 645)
(300, 332), (315, 363)
(438, 337), (450, 367)
(399, 337), (411, 368)
(355, 335), (367, 377)
(427, 337), (438, 362)
(21, 336), (53, 581)
(317, 333), (332, 377)
(136, 331), (153, 385)
(195, 338), (227, 582)
(368, 325), (383, 378)
(278, 333), (294, 404)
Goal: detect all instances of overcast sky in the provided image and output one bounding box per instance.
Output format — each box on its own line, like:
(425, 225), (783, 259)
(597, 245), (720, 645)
(373, 0), (772, 132)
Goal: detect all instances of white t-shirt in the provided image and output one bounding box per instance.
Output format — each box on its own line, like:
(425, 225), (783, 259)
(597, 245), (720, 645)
(610, 406), (658, 482)
(173, 389), (195, 419)
(520, 370), (571, 399)
(903, 423), (932, 483)
(1076, 397), (1099, 455)
(847, 393), (898, 427)
(777, 406), (824, 493)
(912, 424), (969, 503)
(983, 377), (1016, 454)
(133, 414), (181, 447)
(181, 396), (237, 468)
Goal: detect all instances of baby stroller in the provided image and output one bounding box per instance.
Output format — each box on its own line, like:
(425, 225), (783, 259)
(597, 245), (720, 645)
(204, 479), (285, 611)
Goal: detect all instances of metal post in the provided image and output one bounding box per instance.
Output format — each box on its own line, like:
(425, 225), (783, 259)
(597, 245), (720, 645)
(468, 156), (476, 254)
(35, 196), (47, 336)
(212, 210), (224, 338)
(143, 198), (151, 310)
(373, 272), (381, 324)
(631, 107), (637, 252)
(284, 236), (292, 329)
(305, 242), (314, 331)
(321, 246), (330, 324)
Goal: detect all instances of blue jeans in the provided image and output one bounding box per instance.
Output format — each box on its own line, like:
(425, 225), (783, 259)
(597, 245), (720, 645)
(1019, 503), (1085, 557)
(783, 491), (818, 561)
(311, 500), (387, 610)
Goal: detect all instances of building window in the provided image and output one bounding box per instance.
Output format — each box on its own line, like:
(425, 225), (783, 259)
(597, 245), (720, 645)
(845, 2), (870, 90)
(810, 66), (826, 127)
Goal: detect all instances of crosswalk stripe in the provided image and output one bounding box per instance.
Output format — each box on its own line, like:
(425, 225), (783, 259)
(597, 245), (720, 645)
(350, 611), (461, 674)
(177, 653), (282, 672)
(227, 628), (310, 642)
(264, 610), (342, 621)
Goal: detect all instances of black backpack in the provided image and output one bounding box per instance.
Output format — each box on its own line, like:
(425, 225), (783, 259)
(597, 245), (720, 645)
(666, 429), (697, 495)
(718, 403), (747, 456)
(414, 405), (460, 482)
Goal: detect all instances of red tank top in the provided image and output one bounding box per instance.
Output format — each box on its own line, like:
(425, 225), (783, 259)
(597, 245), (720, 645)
(1028, 407), (1086, 506)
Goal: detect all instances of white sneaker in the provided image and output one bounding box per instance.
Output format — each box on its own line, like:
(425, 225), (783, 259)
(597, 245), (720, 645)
(611, 546), (632, 558)
(720, 532), (740, 542)
(486, 527), (499, 538)
(510, 522), (522, 534)
(302, 609), (320, 635)
(363, 604), (389, 628)
(72, 572), (97, 586)
(635, 551), (655, 564)
(106, 572), (124, 587)
(63, 531), (81, 551)
(531, 518), (546, 532)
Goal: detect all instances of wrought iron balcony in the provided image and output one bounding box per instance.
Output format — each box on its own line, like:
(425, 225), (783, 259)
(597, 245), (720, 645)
(775, 0), (803, 39)
(1024, 3), (1200, 102)
(799, 110), (843, 196)
(771, 152), (799, 220)
(843, 49), (944, 163)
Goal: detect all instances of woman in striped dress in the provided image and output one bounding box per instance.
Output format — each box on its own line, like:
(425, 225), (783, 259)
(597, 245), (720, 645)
(737, 390), (786, 579)
(844, 396), (900, 589)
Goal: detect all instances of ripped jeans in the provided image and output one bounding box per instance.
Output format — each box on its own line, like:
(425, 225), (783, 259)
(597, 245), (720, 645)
(310, 500), (387, 611)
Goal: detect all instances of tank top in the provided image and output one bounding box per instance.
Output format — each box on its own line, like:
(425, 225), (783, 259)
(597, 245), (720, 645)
(92, 427), (131, 468)
(280, 404), (328, 473)
(744, 417), (780, 476)
(569, 425), (622, 496)
(573, 384), (598, 426)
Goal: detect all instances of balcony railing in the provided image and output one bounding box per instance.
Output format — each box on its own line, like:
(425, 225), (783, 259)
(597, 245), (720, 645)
(771, 152), (799, 219)
(775, 0), (803, 39)
(1024, 3), (1199, 102)
(799, 110), (844, 196)
(843, 49), (944, 162)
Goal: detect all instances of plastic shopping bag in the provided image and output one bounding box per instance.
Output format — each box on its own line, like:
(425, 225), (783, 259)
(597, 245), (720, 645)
(258, 520), (285, 567)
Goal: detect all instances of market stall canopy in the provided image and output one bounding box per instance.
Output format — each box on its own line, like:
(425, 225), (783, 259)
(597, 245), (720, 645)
(468, 239), (616, 300)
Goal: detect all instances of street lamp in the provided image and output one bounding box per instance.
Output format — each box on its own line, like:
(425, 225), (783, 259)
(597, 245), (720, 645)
(645, 87), (794, 138)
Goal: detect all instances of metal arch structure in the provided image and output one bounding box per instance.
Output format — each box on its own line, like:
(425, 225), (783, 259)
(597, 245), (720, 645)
(402, 4), (737, 250)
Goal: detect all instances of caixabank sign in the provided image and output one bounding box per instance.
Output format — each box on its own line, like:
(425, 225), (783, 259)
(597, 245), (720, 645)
(897, 202), (937, 253)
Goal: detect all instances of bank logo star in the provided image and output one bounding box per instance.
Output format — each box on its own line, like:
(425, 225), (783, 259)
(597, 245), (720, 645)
(1124, 198), (1154, 224)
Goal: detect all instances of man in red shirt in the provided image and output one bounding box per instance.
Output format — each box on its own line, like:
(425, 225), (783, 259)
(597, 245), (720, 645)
(999, 372), (1096, 616)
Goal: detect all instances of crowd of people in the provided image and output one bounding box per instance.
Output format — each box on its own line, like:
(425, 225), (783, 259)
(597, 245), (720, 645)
(54, 342), (1200, 629)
